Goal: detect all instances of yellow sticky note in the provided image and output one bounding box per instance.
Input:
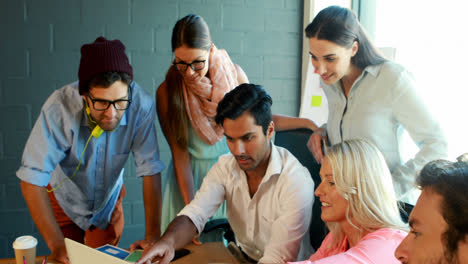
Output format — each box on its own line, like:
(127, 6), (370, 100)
(311, 96), (322, 107)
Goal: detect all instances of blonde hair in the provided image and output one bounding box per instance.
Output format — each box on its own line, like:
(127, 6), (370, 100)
(324, 139), (407, 248)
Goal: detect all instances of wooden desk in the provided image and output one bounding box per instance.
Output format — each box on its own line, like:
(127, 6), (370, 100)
(174, 242), (239, 264)
(0, 242), (239, 264)
(0, 256), (53, 264)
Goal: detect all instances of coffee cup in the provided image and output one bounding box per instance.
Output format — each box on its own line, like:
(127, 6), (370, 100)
(12, 235), (37, 264)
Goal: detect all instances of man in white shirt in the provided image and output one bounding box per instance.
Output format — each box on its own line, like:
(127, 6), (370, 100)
(137, 83), (314, 264)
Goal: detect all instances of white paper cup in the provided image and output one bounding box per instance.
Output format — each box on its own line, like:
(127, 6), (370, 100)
(12, 236), (37, 264)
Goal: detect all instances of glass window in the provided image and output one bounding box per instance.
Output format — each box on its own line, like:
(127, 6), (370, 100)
(374, 0), (468, 159)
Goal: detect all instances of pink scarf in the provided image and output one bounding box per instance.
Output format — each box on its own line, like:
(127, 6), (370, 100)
(182, 44), (238, 145)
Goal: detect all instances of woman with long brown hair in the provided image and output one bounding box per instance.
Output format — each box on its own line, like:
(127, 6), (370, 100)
(306, 6), (447, 205)
(158, 14), (317, 236)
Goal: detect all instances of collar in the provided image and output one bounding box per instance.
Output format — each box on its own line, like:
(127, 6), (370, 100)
(260, 143), (283, 184)
(329, 63), (384, 93)
(231, 143), (283, 197)
(232, 143), (282, 185)
(363, 63), (383, 78)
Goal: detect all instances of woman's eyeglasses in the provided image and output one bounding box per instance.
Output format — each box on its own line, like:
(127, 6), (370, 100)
(173, 60), (206, 72)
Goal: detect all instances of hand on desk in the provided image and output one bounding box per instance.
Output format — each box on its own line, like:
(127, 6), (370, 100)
(130, 237), (160, 252)
(49, 243), (69, 264)
(192, 237), (202, 246)
(136, 240), (174, 264)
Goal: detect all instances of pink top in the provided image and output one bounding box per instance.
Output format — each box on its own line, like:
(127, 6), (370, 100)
(289, 228), (407, 264)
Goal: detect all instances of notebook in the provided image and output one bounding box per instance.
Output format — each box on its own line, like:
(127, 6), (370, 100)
(65, 238), (130, 264)
(65, 238), (190, 263)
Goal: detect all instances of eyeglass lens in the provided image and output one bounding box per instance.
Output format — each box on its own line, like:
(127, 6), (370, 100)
(174, 60), (205, 71)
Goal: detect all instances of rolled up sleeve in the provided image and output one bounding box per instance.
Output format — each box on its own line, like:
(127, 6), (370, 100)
(178, 161), (226, 234)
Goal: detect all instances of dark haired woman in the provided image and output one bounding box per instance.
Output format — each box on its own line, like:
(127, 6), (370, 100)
(158, 14), (317, 236)
(306, 6), (447, 205)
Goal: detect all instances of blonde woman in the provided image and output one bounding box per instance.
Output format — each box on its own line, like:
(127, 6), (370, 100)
(291, 139), (407, 264)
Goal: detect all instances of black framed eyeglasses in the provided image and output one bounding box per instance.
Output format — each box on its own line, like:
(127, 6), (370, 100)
(173, 60), (206, 72)
(87, 87), (132, 111)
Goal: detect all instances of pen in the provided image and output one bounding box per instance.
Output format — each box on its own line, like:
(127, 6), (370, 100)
(23, 255), (26, 264)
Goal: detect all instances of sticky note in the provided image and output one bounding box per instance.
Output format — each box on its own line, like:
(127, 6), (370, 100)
(311, 96), (322, 107)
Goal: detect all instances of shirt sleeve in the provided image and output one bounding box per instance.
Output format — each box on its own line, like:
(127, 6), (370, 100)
(16, 103), (70, 186)
(177, 160), (227, 234)
(131, 94), (165, 177)
(259, 166), (314, 263)
(390, 69), (448, 199)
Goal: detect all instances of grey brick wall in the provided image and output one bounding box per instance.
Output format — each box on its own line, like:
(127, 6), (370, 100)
(0, 0), (304, 258)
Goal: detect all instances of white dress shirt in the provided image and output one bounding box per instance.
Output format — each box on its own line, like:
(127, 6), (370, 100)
(178, 144), (314, 263)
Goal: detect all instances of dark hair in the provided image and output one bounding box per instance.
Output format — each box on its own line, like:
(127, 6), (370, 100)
(305, 5), (386, 68)
(215, 83), (272, 135)
(166, 14), (212, 148)
(417, 153), (468, 262)
(171, 14), (212, 52)
(87, 72), (132, 91)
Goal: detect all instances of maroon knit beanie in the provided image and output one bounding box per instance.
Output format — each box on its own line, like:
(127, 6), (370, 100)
(78, 36), (133, 95)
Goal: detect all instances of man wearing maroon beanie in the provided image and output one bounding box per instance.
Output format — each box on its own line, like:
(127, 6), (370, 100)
(17, 37), (165, 263)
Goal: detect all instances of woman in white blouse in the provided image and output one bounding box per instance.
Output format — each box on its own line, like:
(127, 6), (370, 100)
(306, 5), (447, 204)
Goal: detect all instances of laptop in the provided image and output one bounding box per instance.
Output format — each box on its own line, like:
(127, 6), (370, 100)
(65, 238), (129, 264)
